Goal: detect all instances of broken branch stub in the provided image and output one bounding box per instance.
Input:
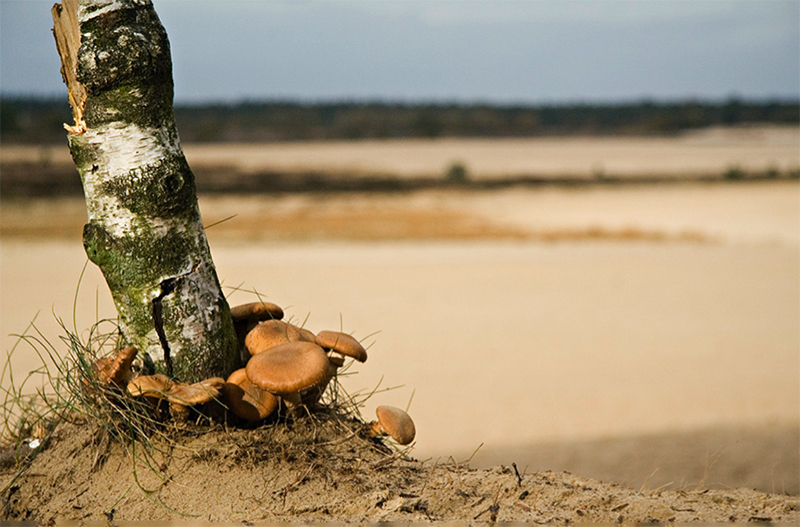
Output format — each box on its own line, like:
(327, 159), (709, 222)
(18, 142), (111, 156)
(51, 0), (86, 133)
(52, 0), (239, 383)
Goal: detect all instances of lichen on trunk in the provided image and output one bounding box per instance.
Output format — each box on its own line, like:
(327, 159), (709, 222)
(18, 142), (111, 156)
(52, 0), (239, 383)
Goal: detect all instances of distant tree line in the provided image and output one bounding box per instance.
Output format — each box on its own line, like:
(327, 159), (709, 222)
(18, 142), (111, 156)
(2, 96), (798, 144)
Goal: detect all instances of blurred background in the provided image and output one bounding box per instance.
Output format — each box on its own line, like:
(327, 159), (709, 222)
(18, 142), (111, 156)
(1, 0), (798, 495)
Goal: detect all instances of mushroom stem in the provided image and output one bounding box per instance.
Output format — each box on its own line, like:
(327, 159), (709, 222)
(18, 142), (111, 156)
(300, 361), (340, 408)
(169, 402), (191, 423)
(368, 420), (385, 438)
(281, 392), (303, 408)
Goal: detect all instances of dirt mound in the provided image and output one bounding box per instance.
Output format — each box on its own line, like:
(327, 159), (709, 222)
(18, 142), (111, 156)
(2, 416), (797, 523)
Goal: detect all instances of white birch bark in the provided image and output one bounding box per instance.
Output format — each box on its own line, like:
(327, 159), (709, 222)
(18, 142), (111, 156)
(52, 0), (240, 382)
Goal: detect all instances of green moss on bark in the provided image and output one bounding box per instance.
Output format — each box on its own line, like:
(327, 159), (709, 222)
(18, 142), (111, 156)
(85, 84), (175, 130)
(100, 157), (196, 220)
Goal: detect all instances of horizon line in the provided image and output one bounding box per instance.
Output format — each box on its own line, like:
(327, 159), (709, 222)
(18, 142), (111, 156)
(2, 92), (799, 108)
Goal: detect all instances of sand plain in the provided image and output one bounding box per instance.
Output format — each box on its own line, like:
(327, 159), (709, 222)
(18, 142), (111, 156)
(178, 126), (800, 179)
(1, 178), (797, 494)
(2, 125), (798, 183)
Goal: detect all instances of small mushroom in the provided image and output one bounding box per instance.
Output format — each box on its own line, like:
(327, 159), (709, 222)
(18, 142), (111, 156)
(370, 405), (416, 445)
(224, 368), (278, 422)
(245, 341), (330, 408)
(92, 346), (138, 387)
(244, 320), (315, 357)
(230, 301), (285, 358)
(127, 374), (224, 422)
(315, 330), (368, 363)
(167, 377), (225, 421)
(127, 373), (174, 396)
(230, 301), (284, 322)
(168, 377), (225, 405)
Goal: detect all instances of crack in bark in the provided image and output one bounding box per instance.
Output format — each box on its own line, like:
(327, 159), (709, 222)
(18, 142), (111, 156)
(152, 277), (177, 377)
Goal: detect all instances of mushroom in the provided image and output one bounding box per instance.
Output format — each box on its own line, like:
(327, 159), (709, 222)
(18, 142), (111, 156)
(127, 373), (174, 396)
(244, 320), (315, 357)
(245, 341), (330, 408)
(230, 301), (285, 357)
(315, 330), (368, 363)
(127, 374), (225, 422)
(327, 354), (345, 368)
(126, 374), (174, 415)
(230, 301), (284, 322)
(91, 346), (138, 387)
(370, 405), (416, 445)
(223, 368), (278, 422)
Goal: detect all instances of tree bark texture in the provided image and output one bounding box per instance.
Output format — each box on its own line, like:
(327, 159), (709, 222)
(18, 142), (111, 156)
(52, 0), (239, 383)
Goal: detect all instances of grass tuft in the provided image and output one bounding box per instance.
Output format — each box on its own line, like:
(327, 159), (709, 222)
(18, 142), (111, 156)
(0, 315), (179, 497)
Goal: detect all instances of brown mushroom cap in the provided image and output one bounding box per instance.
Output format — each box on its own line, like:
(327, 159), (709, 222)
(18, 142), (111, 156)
(230, 301), (284, 322)
(127, 374), (174, 397)
(297, 326), (317, 343)
(315, 331), (368, 362)
(168, 377), (225, 406)
(300, 355), (342, 408)
(224, 368), (278, 422)
(128, 375), (224, 421)
(92, 346), (138, 386)
(246, 341), (329, 396)
(127, 375), (223, 404)
(374, 405), (416, 445)
(244, 320), (315, 356)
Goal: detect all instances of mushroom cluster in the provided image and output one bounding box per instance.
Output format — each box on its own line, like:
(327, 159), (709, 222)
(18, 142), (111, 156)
(89, 301), (416, 445)
(228, 301), (369, 421)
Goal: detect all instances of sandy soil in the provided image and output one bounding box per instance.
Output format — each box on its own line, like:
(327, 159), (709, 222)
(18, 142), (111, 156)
(2, 418), (798, 523)
(1, 182), (797, 503)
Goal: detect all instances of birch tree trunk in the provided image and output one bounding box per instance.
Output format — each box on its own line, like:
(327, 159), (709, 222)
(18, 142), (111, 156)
(52, 0), (240, 383)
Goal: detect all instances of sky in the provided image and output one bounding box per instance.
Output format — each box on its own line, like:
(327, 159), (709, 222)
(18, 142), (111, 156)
(1, 0), (798, 105)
